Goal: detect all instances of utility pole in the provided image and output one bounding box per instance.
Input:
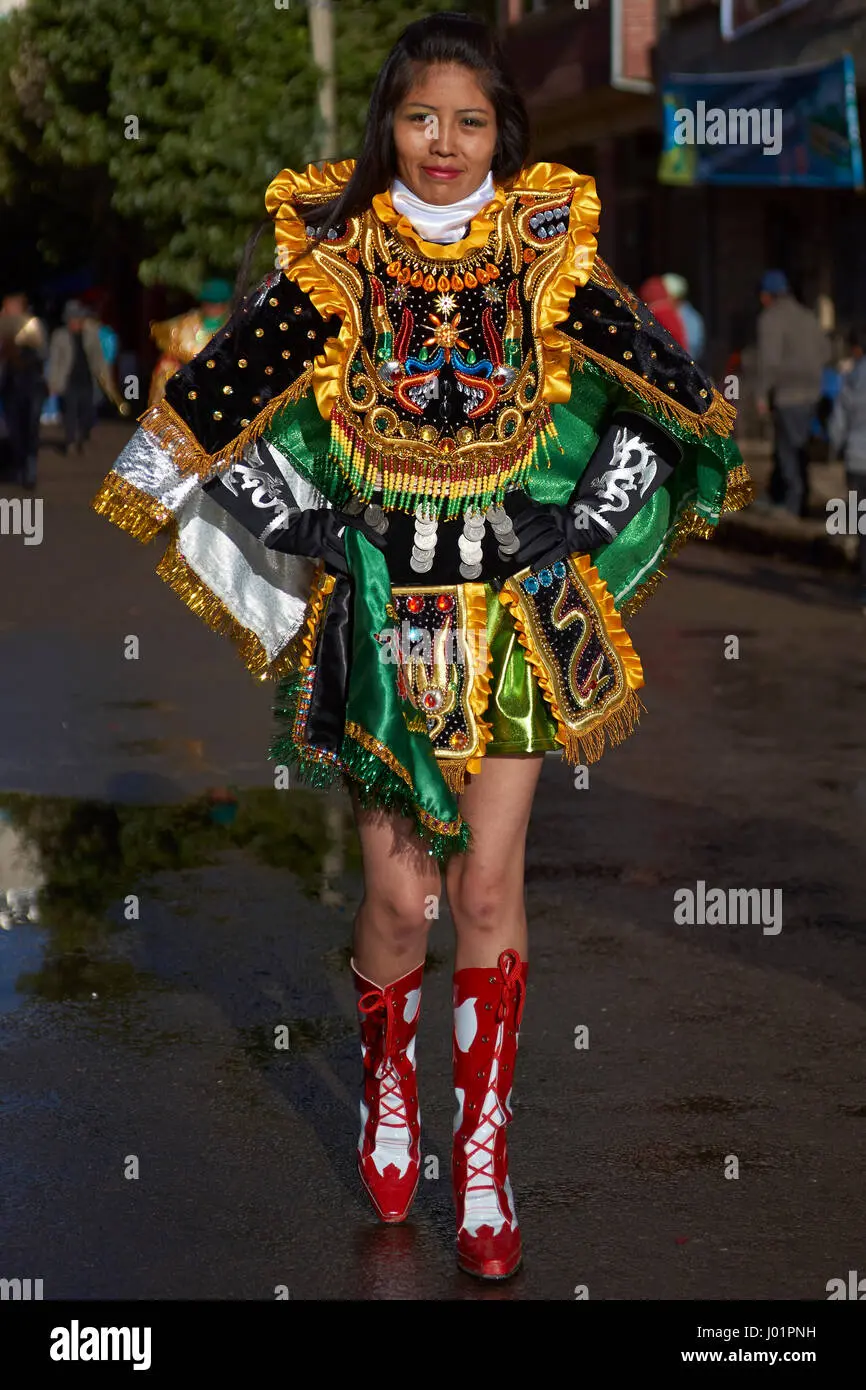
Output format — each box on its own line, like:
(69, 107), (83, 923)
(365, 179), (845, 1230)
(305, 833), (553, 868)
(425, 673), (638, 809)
(308, 0), (337, 163)
(307, 0), (344, 900)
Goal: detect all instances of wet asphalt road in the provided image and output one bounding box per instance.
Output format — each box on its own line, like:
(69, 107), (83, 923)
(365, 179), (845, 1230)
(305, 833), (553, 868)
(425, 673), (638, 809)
(0, 422), (865, 1300)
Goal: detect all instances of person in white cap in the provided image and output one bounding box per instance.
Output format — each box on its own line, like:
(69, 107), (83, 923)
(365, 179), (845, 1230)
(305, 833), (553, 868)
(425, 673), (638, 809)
(662, 273), (705, 365)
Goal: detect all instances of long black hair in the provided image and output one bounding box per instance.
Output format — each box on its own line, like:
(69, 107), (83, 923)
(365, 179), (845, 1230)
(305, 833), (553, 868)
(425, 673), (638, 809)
(233, 11), (530, 305)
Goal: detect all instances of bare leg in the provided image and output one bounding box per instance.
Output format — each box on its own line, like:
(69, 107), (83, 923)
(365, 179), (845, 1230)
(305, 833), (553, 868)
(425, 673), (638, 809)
(444, 753), (544, 969)
(349, 789), (441, 987)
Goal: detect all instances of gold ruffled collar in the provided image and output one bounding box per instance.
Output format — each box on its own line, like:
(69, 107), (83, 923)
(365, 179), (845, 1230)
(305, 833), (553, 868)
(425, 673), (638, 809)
(370, 182), (507, 262)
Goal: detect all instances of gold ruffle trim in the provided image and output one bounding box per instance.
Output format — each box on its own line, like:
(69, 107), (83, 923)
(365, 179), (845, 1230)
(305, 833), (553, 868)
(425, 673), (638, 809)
(155, 532), (307, 681)
(434, 581), (495, 795)
(265, 158), (601, 422)
(497, 553), (644, 765)
(137, 367), (314, 479)
(91, 472), (172, 543)
(557, 335), (738, 440)
(298, 566), (336, 669)
(620, 462), (756, 617)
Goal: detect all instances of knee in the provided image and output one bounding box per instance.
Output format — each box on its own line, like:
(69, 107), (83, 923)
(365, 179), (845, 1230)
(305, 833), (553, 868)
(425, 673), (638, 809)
(360, 881), (439, 947)
(447, 864), (516, 936)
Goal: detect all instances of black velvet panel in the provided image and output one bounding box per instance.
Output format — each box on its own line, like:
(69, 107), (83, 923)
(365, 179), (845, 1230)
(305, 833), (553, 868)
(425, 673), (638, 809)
(563, 259), (717, 416)
(306, 573), (353, 751)
(162, 270), (341, 454)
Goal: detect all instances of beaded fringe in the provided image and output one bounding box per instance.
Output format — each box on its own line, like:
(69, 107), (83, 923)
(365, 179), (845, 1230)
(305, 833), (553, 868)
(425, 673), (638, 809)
(322, 401), (562, 520)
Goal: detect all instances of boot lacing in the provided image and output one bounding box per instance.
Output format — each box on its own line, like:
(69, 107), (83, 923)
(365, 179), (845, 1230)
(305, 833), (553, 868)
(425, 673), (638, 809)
(461, 950), (527, 1224)
(358, 987), (411, 1134)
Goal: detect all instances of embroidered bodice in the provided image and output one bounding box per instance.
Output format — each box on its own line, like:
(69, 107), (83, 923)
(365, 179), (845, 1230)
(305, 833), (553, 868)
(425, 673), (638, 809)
(265, 159), (600, 520)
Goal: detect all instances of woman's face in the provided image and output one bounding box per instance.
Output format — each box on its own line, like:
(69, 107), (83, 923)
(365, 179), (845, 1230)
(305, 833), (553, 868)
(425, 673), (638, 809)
(393, 62), (498, 206)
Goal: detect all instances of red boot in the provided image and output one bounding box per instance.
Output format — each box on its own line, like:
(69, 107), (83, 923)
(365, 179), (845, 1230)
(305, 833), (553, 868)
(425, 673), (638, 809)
(352, 959), (424, 1224)
(452, 949), (528, 1279)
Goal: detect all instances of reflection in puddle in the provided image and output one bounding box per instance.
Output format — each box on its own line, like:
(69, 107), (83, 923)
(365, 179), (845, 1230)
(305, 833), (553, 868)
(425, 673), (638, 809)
(0, 789), (361, 1010)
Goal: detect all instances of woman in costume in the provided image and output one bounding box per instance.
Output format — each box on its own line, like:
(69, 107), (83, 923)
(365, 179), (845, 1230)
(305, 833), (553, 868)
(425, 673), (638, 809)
(91, 12), (751, 1281)
(147, 277), (233, 407)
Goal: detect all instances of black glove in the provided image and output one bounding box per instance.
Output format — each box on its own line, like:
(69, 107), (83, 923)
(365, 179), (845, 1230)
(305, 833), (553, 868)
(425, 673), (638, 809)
(265, 507), (388, 576)
(202, 449), (388, 577)
(504, 408), (684, 569)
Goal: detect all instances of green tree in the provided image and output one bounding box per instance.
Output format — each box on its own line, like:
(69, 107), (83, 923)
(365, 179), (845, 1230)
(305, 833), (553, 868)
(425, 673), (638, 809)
(0, 0), (501, 293)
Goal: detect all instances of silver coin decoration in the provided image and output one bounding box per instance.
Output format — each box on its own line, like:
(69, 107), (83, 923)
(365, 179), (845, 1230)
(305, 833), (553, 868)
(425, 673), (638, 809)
(410, 500), (438, 574)
(486, 499), (520, 561)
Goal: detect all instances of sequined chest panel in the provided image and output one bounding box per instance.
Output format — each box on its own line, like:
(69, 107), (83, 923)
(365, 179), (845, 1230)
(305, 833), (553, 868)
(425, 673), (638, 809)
(300, 190), (577, 519)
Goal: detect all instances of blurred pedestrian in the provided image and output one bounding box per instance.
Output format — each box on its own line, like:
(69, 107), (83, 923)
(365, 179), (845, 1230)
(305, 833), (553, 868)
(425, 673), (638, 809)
(662, 273), (705, 363)
(0, 290), (48, 489)
(828, 329), (866, 612)
(147, 277), (232, 406)
(755, 270), (829, 517)
(48, 300), (110, 454)
(638, 276), (688, 349)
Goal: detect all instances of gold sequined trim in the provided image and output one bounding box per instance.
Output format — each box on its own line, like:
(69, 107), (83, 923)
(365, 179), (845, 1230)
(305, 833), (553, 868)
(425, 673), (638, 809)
(343, 721), (465, 838)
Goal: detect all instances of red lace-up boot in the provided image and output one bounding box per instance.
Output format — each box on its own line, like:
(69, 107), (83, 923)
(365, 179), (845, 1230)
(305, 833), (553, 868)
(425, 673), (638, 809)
(351, 959), (424, 1224)
(451, 949), (528, 1279)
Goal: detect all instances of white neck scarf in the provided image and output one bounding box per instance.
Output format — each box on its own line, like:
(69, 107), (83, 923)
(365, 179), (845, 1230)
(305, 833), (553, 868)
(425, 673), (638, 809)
(390, 171), (496, 245)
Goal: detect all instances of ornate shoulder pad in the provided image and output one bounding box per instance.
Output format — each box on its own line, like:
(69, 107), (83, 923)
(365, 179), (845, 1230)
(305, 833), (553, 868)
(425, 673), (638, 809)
(553, 257), (736, 439)
(142, 270), (341, 476)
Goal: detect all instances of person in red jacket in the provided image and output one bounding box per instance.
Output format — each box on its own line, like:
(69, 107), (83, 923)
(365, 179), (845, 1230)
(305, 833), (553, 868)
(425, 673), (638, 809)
(639, 276), (688, 350)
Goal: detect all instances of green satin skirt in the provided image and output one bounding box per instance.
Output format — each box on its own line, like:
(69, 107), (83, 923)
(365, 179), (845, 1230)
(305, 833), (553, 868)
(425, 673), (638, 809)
(482, 584), (560, 755)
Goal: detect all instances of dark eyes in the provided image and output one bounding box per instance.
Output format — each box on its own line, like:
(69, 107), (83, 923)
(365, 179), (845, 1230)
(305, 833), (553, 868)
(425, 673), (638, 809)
(406, 113), (486, 128)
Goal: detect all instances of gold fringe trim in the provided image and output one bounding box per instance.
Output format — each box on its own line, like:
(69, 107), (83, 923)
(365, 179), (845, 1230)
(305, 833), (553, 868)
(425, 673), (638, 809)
(298, 566), (336, 670)
(90, 472), (172, 543)
(620, 462), (756, 618)
(497, 554), (644, 765)
(155, 532), (307, 681)
(137, 367), (315, 479)
(723, 461), (755, 512)
(559, 335), (738, 440)
(433, 582), (496, 796)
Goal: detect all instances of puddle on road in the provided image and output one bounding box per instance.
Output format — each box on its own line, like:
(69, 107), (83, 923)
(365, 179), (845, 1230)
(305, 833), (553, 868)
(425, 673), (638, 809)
(0, 789), (361, 1014)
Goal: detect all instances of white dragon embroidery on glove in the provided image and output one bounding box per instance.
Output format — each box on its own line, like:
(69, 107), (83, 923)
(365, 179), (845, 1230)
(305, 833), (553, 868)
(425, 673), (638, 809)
(571, 427), (658, 537)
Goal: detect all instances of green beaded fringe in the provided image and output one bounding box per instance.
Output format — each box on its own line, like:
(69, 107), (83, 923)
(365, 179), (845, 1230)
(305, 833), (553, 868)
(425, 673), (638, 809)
(302, 402), (563, 522)
(269, 671), (471, 863)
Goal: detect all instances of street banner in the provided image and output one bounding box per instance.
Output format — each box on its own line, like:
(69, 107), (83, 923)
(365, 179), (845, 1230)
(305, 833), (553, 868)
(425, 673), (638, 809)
(658, 53), (864, 189)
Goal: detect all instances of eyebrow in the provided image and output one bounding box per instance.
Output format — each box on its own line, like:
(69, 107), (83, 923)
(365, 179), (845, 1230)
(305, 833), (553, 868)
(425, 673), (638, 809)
(403, 104), (489, 114)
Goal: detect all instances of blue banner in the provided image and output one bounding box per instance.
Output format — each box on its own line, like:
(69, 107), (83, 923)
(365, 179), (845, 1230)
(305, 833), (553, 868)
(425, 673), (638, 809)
(658, 53), (864, 189)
